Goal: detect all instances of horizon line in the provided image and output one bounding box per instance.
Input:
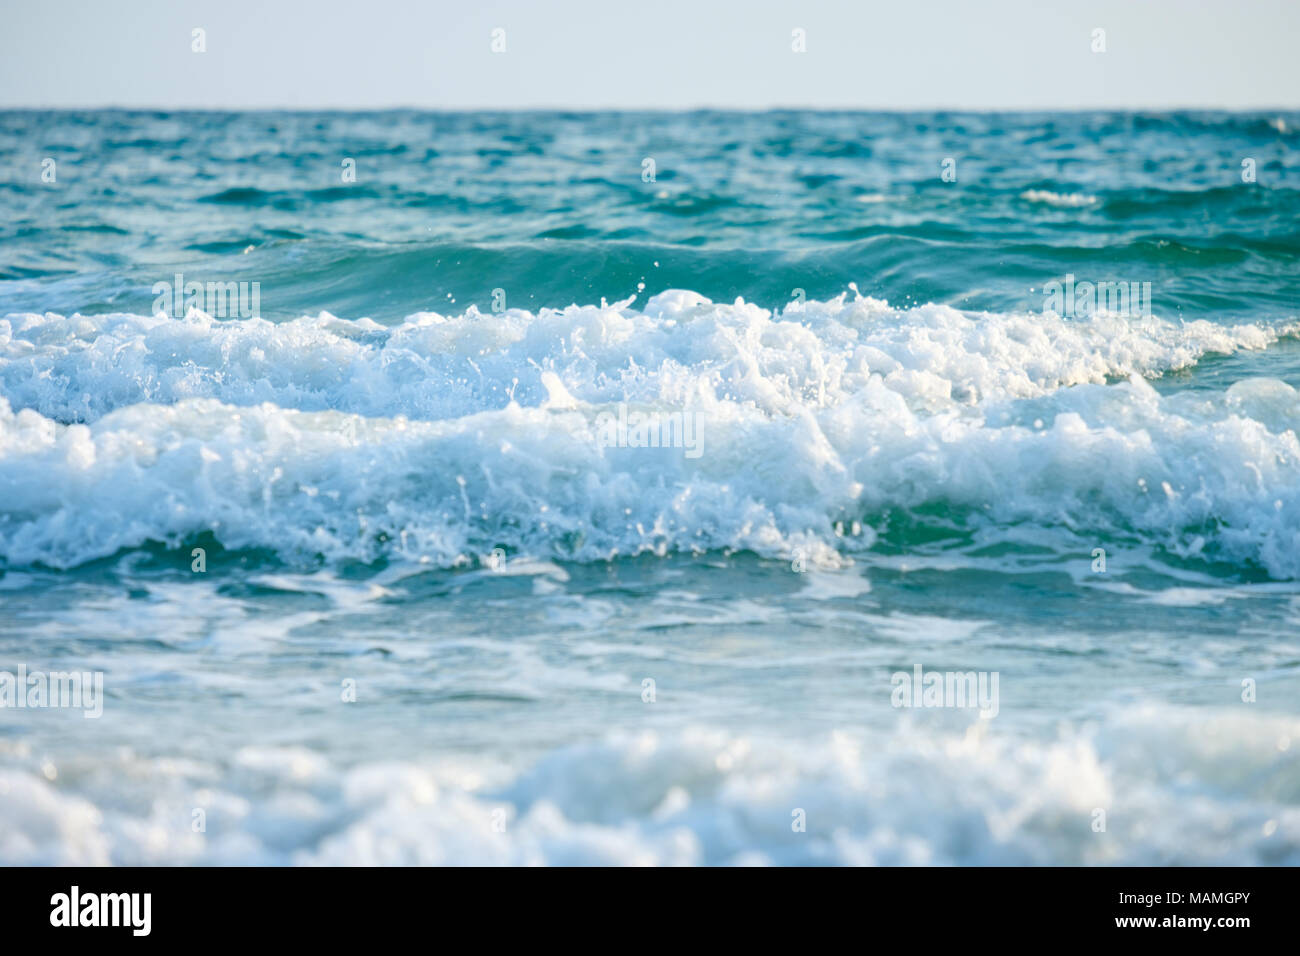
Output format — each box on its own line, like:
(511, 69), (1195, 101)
(3, 104), (1299, 114)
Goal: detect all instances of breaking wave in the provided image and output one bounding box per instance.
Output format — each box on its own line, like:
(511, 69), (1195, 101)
(1, 292), (1298, 575)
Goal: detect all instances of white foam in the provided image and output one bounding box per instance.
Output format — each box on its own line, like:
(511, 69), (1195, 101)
(1, 296), (1298, 575)
(1, 295), (1287, 422)
(2, 707), (1295, 865)
(1020, 189), (1098, 208)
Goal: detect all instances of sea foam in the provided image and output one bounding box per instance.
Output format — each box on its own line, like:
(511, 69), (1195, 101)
(1, 293), (1297, 574)
(2, 705), (1296, 865)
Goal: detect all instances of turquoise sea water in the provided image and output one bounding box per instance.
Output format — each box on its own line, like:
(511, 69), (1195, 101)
(1, 110), (1299, 864)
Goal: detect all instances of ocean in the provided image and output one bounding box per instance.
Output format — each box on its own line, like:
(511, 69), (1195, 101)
(1, 109), (1298, 865)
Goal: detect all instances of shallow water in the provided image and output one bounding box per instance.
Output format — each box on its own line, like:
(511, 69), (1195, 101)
(1, 110), (1298, 864)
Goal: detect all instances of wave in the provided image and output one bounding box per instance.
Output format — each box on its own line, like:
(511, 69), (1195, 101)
(3, 706), (1296, 864)
(2, 293), (1298, 575)
(2, 292), (1289, 423)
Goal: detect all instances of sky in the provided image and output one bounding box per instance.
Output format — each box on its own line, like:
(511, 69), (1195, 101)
(1, 0), (1298, 110)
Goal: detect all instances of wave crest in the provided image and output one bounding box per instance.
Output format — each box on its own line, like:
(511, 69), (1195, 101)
(1, 294), (1298, 574)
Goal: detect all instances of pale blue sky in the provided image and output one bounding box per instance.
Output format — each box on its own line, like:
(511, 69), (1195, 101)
(1, 0), (1297, 110)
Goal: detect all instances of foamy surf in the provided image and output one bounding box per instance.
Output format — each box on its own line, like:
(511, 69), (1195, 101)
(1, 294), (1298, 576)
(1, 292), (1290, 423)
(2, 706), (1295, 865)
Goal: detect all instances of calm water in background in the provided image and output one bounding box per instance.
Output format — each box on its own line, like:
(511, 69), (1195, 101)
(1, 110), (1299, 864)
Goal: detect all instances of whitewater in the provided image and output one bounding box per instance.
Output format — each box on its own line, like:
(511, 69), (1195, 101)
(3, 292), (1298, 575)
(2, 109), (1299, 866)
